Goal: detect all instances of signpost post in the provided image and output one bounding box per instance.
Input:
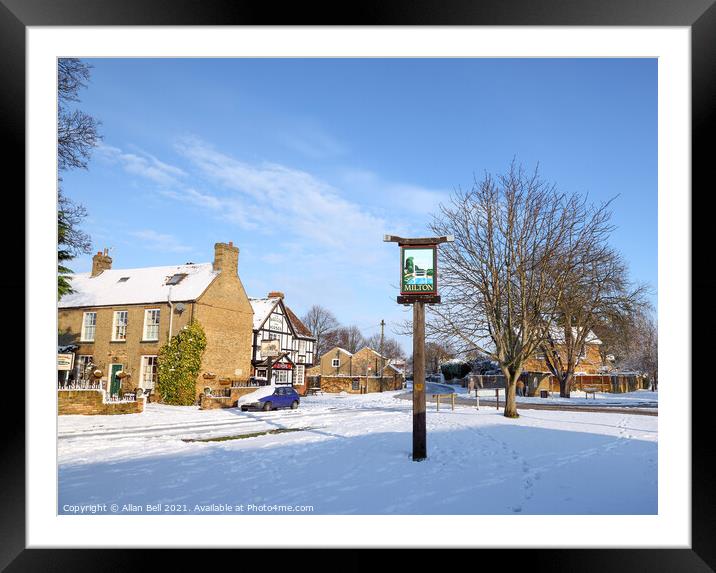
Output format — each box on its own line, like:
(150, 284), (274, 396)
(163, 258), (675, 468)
(384, 234), (453, 461)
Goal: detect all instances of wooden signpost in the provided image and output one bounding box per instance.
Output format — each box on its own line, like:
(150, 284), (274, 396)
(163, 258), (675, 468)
(384, 234), (453, 461)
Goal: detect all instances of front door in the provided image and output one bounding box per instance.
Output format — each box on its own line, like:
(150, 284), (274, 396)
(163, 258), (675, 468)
(109, 364), (123, 397)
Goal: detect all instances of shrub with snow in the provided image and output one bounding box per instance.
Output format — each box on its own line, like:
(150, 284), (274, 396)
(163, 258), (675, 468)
(440, 359), (471, 381)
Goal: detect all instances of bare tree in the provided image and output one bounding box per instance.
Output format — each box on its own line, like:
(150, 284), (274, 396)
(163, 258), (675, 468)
(425, 341), (455, 375)
(301, 305), (340, 358)
(539, 210), (649, 397)
(427, 162), (597, 418)
(364, 333), (406, 360)
(617, 310), (658, 389)
(57, 58), (101, 298)
(324, 325), (365, 354)
(58, 59), (102, 171)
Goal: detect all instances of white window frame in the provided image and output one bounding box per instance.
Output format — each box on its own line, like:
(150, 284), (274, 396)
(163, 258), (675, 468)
(80, 312), (96, 342)
(140, 355), (158, 389)
(332, 358), (340, 368)
(295, 364), (305, 386)
(143, 309), (161, 341)
(112, 310), (128, 341)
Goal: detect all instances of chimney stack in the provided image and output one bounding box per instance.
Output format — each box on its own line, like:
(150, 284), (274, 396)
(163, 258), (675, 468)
(91, 248), (112, 277)
(268, 291), (285, 299)
(213, 241), (239, 276)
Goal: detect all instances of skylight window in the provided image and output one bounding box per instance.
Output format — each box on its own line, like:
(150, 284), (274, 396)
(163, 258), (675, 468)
(166, 273), (188, 286)
(117, 277), (130, 283)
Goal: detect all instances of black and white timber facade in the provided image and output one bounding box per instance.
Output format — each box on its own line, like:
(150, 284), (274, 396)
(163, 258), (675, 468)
(250, 292), (316, 388)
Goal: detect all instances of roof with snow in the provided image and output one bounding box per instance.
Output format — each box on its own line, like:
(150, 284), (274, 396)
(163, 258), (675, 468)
(547, 327), (602, 345)
(326, 347), (353, 356)
(249, 297), (316, 339)
(58, 263), (218, 308)
(249, 297), (280, 330)
(356, 347), (389, 360)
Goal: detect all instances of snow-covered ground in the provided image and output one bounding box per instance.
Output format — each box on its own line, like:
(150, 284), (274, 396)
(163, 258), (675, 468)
(58, 390), (657, 515)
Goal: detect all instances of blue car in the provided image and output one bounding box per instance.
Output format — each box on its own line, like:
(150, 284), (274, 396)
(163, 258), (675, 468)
(240, 386), (301, 412)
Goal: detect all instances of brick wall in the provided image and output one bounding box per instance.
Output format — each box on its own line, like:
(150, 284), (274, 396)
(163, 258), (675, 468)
(192, 266), (254, 400)
(317, 374), (403, 394)
(58, 389), (144, 415)
(523, 343), (605, 375)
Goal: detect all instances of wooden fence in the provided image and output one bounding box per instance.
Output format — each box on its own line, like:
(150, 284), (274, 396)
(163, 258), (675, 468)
(465, 372), (648, 395)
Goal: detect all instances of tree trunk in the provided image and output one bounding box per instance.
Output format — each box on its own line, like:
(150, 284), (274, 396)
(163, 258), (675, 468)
(559, 372), (573, 398)
(503, 374), (519, 418)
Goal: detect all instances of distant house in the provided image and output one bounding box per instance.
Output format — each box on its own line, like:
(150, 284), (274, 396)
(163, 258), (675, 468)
(58, 242), (254, 402)
(307, 346), (404, 393)
(250, 292), (316, 395)
(524, 328), (608, 375)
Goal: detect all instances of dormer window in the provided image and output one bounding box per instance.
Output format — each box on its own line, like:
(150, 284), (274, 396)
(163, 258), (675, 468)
(117, 277), (130, 283)
(166, 273), (187, 285)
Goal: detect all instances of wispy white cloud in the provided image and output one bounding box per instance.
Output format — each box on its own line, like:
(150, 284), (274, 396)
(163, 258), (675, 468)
(277, 127), (348, 159)
(100, 138), (442, 354)
(129, 230), (193, 253)
(339, 168), (450, 219)
(173, 136), (387, 253)
(98, 144), (186, 186)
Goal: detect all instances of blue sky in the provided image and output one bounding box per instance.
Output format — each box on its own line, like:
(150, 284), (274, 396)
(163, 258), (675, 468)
(61, 58), (657, 352)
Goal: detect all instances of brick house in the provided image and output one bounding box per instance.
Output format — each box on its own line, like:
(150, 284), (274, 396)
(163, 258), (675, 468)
(249, 292), (317, 396)
(522, 329), (608, 375)
(57, 242), (254, 402)
(307, 346), (405, 393)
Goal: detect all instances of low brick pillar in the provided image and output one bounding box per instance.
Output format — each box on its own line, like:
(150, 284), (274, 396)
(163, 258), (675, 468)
(199, 386), (260, 409)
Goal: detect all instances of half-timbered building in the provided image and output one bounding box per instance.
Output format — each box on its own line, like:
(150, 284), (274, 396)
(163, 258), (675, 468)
(249, 292), (316, 394)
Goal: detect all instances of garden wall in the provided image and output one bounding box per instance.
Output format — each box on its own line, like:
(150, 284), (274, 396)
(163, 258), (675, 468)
(58, 389), (144, 415)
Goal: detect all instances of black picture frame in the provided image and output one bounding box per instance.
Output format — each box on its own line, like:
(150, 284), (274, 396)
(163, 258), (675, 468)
(3, 0), (710, 570)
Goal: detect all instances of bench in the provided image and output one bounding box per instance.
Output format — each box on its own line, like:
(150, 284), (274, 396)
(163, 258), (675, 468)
(307, 387), (323, 396)
(583, 387), (598, 400)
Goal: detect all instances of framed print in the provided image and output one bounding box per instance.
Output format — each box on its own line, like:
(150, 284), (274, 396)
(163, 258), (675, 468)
(3, 0), (712, 570)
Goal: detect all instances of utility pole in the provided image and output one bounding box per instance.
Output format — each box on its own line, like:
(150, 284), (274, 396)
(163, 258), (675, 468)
(384, 234), (453, 462)
(379, 319), (385, 392)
